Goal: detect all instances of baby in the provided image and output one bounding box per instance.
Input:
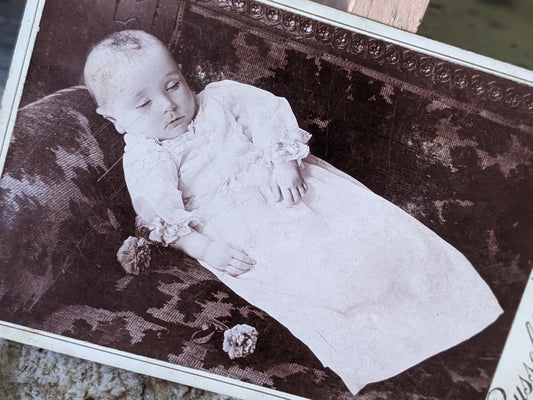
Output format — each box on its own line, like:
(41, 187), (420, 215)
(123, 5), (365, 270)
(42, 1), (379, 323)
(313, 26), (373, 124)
(84, 30), (303, 277)
(84, 30), (502, 395)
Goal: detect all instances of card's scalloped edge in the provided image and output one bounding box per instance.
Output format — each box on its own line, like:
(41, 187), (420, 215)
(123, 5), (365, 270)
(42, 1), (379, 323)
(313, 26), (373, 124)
(264, 0), (533, 86)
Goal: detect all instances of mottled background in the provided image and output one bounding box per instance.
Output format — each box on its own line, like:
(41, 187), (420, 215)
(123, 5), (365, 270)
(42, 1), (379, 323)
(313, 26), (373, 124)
(0, 1), (532, 399)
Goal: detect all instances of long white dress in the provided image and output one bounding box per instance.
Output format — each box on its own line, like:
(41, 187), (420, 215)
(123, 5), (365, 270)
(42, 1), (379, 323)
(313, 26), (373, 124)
(122, 80), (502, 394)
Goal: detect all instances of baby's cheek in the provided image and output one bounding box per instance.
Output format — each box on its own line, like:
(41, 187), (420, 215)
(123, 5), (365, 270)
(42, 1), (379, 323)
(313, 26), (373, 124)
(142, 120), (158, 138)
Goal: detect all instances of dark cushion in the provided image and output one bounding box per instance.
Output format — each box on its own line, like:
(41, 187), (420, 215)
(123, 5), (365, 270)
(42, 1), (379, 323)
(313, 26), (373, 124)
(0, 87), (131, 314)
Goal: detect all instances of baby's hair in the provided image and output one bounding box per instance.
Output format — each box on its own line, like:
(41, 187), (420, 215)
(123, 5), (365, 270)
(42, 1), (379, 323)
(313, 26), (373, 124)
(91, 30), (149, 53)
(83, 30), (167, 105)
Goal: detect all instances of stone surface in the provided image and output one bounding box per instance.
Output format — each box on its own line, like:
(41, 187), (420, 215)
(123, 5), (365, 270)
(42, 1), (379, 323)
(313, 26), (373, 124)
(0, 339), (239, 400)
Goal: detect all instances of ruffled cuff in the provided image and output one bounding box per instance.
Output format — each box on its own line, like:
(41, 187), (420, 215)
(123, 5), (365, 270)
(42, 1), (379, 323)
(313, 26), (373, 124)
(144, 215), (200, 246)
(263, 128), (312, 165)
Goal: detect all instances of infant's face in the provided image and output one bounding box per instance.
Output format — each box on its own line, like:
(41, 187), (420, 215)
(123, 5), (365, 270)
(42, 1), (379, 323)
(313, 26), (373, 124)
(96, 44), (196, 141)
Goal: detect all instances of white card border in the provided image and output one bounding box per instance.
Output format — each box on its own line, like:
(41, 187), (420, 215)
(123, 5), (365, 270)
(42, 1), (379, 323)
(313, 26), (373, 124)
(1, 1), (531, 399)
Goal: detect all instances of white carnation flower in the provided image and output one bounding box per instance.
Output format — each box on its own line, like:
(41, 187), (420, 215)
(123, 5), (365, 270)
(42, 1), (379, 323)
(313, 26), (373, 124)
(222, 324), (258, 360)
(116, 236), (151, 275)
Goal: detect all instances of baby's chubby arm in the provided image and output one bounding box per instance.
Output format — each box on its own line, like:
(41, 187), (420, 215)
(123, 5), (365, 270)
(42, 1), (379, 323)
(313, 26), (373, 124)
(171, 230), (256, 277)
(270, 160), (308, 206)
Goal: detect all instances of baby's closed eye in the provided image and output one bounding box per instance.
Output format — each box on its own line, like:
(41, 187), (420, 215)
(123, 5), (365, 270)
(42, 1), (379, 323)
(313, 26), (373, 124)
(166, 80), (179, 91)
(136, 99), (151, 109)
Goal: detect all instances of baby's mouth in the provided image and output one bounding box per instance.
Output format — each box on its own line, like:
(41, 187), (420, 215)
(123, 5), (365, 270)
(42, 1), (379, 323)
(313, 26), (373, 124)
(166, 116), (183, 129)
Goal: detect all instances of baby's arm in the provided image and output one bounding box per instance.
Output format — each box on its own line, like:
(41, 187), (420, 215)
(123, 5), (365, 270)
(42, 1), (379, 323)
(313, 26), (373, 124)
(171, 229), (256, 277)
(204, 81), (312, 206)
(123, 136), (255, 277)
(270, 160), (308, 205)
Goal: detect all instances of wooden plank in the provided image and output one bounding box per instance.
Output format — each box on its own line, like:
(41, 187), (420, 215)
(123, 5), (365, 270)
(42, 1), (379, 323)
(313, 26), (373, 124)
(316, 0), (430, 32)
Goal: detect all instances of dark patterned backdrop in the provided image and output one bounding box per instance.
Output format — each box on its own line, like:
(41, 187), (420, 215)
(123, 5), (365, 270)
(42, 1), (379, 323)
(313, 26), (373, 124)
(1, 1), (532, 399)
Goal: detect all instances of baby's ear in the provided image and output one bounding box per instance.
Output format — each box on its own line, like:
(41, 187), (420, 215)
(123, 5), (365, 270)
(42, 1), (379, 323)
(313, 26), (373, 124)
(96, 107), (126, 134)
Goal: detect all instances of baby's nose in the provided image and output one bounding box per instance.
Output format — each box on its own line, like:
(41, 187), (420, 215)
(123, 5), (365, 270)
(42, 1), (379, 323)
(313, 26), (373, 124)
(162, 96), (177, 113)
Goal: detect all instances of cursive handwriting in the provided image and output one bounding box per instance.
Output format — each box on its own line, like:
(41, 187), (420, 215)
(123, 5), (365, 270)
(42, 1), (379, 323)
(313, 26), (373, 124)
(487, 320), (533, 400)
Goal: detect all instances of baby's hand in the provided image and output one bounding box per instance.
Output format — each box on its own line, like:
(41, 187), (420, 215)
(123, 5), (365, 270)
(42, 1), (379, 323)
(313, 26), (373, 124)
(203, 241), (256, 277)
(271, 160), (308, 206)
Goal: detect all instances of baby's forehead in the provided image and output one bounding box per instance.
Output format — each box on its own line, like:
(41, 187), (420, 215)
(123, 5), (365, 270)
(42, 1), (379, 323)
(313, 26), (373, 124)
(85, 35), (179, 106)
(87, 46), (144, 74)
(87, 40), (175, 80)
(86, 49), (149, 89)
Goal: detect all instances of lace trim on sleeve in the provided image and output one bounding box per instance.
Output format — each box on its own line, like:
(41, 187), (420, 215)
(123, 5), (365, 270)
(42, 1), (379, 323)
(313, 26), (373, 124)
(144, 215), (200, 246)
(263, 128), (312, 165)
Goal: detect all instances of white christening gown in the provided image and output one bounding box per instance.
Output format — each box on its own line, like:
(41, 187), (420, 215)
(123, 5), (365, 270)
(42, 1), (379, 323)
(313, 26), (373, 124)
(122, 80), (502, 394)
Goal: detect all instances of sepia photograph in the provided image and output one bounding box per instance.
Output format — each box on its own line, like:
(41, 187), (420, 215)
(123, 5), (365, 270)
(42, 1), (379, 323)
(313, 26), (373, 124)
(0, 0), (532, 399)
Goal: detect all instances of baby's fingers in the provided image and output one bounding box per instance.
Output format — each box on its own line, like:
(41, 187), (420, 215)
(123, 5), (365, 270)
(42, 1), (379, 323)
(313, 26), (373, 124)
(300, 178), (309, 193)
(294, 179), (309, 200)
(231, 252), (256, 266)
(296, 178), (308, 194)
(227, 242), (247, 252)
(287, 181), (308, 205)
(231, 258), (253, 271)
(226, 259), (253, 276)
(289, 186), (301, 203)
(227, 244), (256, 265)
(270, 181), (282, 202)
(280, 187), (295, 206)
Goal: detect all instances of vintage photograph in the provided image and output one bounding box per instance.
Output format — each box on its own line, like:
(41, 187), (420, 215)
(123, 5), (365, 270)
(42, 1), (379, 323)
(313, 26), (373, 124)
(0, 0), (532, 399)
